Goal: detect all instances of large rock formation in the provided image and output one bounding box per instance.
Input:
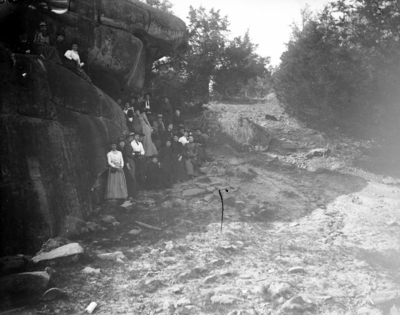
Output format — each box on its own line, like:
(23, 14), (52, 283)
(0, 1), (186, 255)
(0, 0), (186, 96)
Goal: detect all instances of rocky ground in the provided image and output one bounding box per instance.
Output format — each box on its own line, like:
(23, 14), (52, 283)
(1, 98), (400, 315)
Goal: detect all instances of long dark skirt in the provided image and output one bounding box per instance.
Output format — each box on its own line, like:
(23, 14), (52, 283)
(172, 156), (189, 182)
(123, 165), (138, 198)
(105, 168), (128, 199)
(160, 158), (173, 186)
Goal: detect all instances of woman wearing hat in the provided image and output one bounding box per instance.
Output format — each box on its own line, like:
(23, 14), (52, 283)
(33, 21), (62, 63)
(105, 140), (128, 200)
(138, 107), (157, 157)
(117, 136), (138, 199)
(171, 135), (189, 183)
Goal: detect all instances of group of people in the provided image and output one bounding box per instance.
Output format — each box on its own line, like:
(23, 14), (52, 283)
(12, 21), (92, 83)
(104, 95), (212, 200)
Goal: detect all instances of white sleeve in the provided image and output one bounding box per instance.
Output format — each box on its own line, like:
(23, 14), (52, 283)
(107, 152), (115, 167)
(140, 143), (145, 156)
(64, 50), (72, 60)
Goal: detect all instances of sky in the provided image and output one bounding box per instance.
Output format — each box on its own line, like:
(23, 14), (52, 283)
(170, 0), (333, 66)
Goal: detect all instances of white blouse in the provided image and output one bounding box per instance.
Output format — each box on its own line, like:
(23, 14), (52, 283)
(64, 50), (81, 63)
(179, 136), (188, 146)
(107, 150), (124, 168)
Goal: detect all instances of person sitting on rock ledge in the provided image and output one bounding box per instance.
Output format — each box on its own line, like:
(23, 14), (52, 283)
(33, 21), (62, 64)
(64, 43), (92, 84)
(184, 133), (202, 179)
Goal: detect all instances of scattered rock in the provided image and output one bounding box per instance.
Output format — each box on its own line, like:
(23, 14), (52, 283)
(60, 216), (88, 239)
(128, 229), (141, 235)
(86, 222), (100, 232)
(280, 296), (316, 314)
(161, 200), (173, 208)
(0, 255), (31, 277)
(228, 157), (246, 166)
(211, 295), (236, 305)
(97, 251), (126, 263)
(175, 297), (191, 307)
(306, 148), (331, 159)
(82, 267), (101, 274)
(120, 200), (134, 208)
(101, 215), (117, 224)
(32, 243), (84, 264)
(112, 222), (120, 227)
(182, 188), (206, 197)
(42, 288), (68, 301)
(204, 274), (218, 284)
(266, 282), (293, 299)
(165, 243), (174, 251)
(289, 266), (305, 274)
(382, 177), (400, 185)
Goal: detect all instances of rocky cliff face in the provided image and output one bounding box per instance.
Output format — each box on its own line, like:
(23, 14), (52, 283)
(0, 0), (186, 97)
(0, 1), (186, 256)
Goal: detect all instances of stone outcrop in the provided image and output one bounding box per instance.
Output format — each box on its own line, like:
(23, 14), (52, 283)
(0, 1), (186, 256)
(0, 46), (127, 256)
(0, 0), (186, 96)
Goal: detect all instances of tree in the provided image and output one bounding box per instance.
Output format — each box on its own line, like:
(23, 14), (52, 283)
(213, 30), (269, 97)
(273, 0), (400, 140)
(140, 0), (173, 13)
(185, 6), (230, 101)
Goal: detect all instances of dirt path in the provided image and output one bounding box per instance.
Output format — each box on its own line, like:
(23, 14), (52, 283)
(16, 101), (400, 315)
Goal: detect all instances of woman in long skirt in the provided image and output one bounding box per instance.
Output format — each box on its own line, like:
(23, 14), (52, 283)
(171, 135), (189, 183)
(105, 141), (128, 200)
(137, 108), (158, 157)
(158, 139), (174, 186)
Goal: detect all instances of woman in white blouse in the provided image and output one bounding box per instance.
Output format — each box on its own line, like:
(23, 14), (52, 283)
(105, 141), (128, 200)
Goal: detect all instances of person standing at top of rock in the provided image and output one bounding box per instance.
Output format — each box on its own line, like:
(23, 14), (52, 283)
(153, 114), (166, 140)
(144, 93), (151, 111)
(105, 141), (128, 200)
(64, 43), (92, 84)
(33, 21), (62, 64)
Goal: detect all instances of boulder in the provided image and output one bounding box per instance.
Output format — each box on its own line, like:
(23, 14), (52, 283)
(306, 148), (331, 159)
(32, 243), (84, 263)
(280, 296), (316, 314)
(0, 47), (127, 256)
(0, 271), (51, 305)
(37, 237), (72, 254)
(0, 0), (186, 96)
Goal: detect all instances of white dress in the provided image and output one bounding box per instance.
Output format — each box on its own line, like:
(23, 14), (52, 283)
(105, 150), (127, 199)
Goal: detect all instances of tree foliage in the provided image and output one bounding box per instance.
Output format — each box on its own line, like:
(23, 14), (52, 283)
(148, 6), (270, 108)
(274, 0), (400, 141)
(140, 0), (173, 13)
